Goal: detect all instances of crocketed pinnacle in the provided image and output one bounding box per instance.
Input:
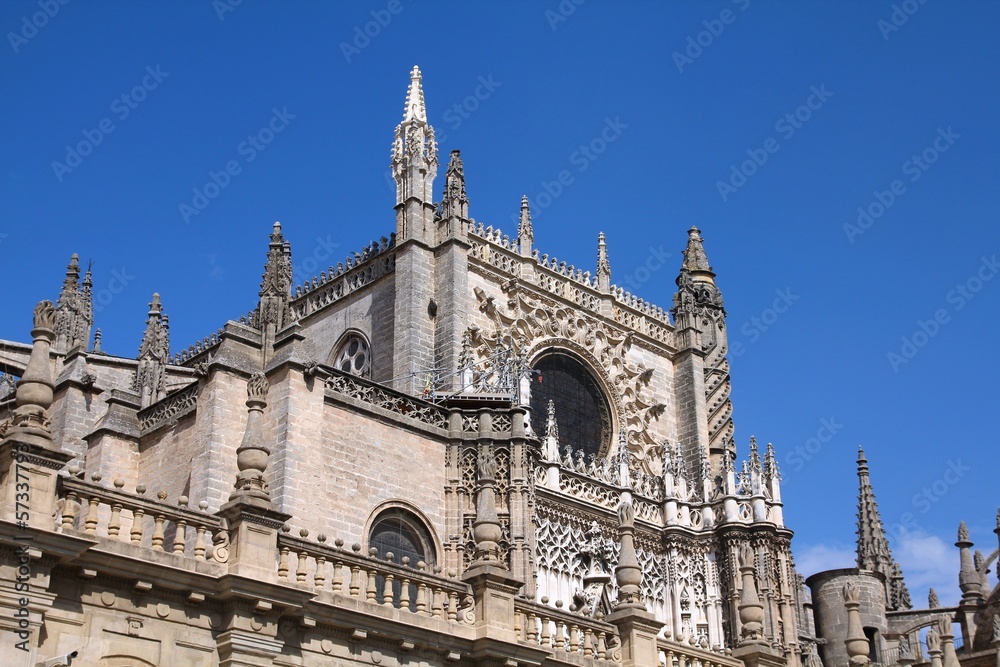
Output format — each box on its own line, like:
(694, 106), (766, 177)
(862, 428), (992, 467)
(518, 195), (533, 242)
(597, 232), (611, 278)
(403, 65), (427, 123)
(680, 226), (714, 276)
(856, 446), (912, 610)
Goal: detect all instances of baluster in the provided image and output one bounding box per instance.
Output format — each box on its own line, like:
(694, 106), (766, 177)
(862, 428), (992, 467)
(296, 551), (308, 584)
(332, 539), (345, 594)
(130, 508), (145, 545)
(568, 623), (579, 653)
(597, 631), (607, 659)
(526, 612), (538, 644)
(415, 580), (428, 615)
(83, 496), (100, 534)
(383, 572), (395, 606)
(108, 502), (122, 538)
(349, 563), (361, 598)
(399, 559), (411, 611)
(61, 491), (78, 530)
(431, 586), (444, 619)
(366, 563), (378, 602)
(555, 619), (566, 650)
(151, 514), (166, 550)
(583, 628), (594, 656)
(314, 555), (327, 589)
(173, 518), (187, 554)
(448, 590), (459, 621)
(194, 524), (207, 560)
(540, 614), (551, 647)
(277, 546), (290, 579)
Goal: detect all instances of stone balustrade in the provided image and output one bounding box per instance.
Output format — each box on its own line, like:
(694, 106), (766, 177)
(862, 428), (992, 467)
(276, 531), (474, 622)
(513, 597), (621, 663)
(657, 637), (742, 667)
(57, 474), (223, 560)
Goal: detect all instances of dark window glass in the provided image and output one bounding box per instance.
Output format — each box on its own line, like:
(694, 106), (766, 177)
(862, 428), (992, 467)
(530, 353), (611, 458)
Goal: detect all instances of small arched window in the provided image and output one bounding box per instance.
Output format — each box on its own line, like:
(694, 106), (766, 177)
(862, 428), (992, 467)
(368, 507), (436, 611)
(331, 332), (371, 378)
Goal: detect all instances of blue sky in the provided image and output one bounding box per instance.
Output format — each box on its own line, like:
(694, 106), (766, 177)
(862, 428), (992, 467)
(2, 1), (998, 605)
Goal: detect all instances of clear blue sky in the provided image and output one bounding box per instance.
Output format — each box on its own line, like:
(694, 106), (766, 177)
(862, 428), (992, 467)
(2, 0), (997, 605)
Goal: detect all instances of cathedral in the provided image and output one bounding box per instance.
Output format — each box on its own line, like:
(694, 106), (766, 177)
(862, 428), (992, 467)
(1, 67), (997, 667)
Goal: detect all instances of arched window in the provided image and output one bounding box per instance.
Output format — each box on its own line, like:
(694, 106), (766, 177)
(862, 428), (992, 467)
(331, 332), (371, 378)
(367, 507), (436, 610)
(530, 352), (612, 458)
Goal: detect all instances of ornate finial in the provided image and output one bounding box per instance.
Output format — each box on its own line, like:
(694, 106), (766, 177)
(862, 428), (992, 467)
(843, 582), (871, 664)
(470, 446), (504, 567)
(596, 232), (611, 292)
(843, 582), (860, 604)
(958, 521), (970, 543)
(748, 436), (761, 473)
(231, 372), (271, 502)
(518, 195), (533, 257)
(545, 400), (558, 441)
(403, 65), (427, 123)
(928, 587), (940, 608)
(91, 328), (102, 354)
(764, 442), (781, 481)
(737, 544), (765, 645)
(7, 300), (58, 440)
(614, 500), (643, 608)
(440, 149), (469, 220)
(133, 294), (170, 408)
(681, 227), (712, 273)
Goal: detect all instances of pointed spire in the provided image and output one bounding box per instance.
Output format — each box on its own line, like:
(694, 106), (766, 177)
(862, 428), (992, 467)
(517, 195), (533, 257)
(764, 442), (781, 481)
(392, 65), (438, 231)
(748, 436), (762, 474)
(133, 294), (170, 408)
(596, 232), (611, 292)
(54, 253), (93, 353)
(258, 222), (293, 351)
(403, 65), (427, 123)
(440, 150), (469, 220)
(856, 446), (912, 610)
(91, 328), (102, 354)
(928, 588), (940, 608)
(681, 226), (713, 274)
(672, 227), (723, 314)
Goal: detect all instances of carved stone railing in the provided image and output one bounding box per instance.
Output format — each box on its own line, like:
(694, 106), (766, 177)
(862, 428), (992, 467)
(289, 237), (396, 321)
(514, 597), (621, 663)
(324, 369), (450, 431)
(137, 381), (199, 434)
(57, 474), (224, 561)
(276, 531), (474, 622)
(657, 637), (742, 667)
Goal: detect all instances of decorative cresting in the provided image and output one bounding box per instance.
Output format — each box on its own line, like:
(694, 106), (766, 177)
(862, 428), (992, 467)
(54, 253), (93, 353)
(438, 149), (469, 221)
(132, 293), (170, 409)
(855, 446), (912, 610)
(671, 226), (734, 464)
(614, 500), (643, 609)
(258, 221), (294, 350)
(736, 545), (765, 645)
(842, 582), (871, 666)
(468, 279), (665, 469)
(7, 301), (57, 439)
(231, 372), (271, 502)
(471, 444), (504, 566)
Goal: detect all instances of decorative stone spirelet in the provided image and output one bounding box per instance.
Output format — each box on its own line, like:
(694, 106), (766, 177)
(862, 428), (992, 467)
(230, 372), (271, 502)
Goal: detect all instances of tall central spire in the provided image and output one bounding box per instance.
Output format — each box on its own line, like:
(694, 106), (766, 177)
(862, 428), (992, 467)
(856, 446), (912, 610)
(403, 65), (427, 123)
